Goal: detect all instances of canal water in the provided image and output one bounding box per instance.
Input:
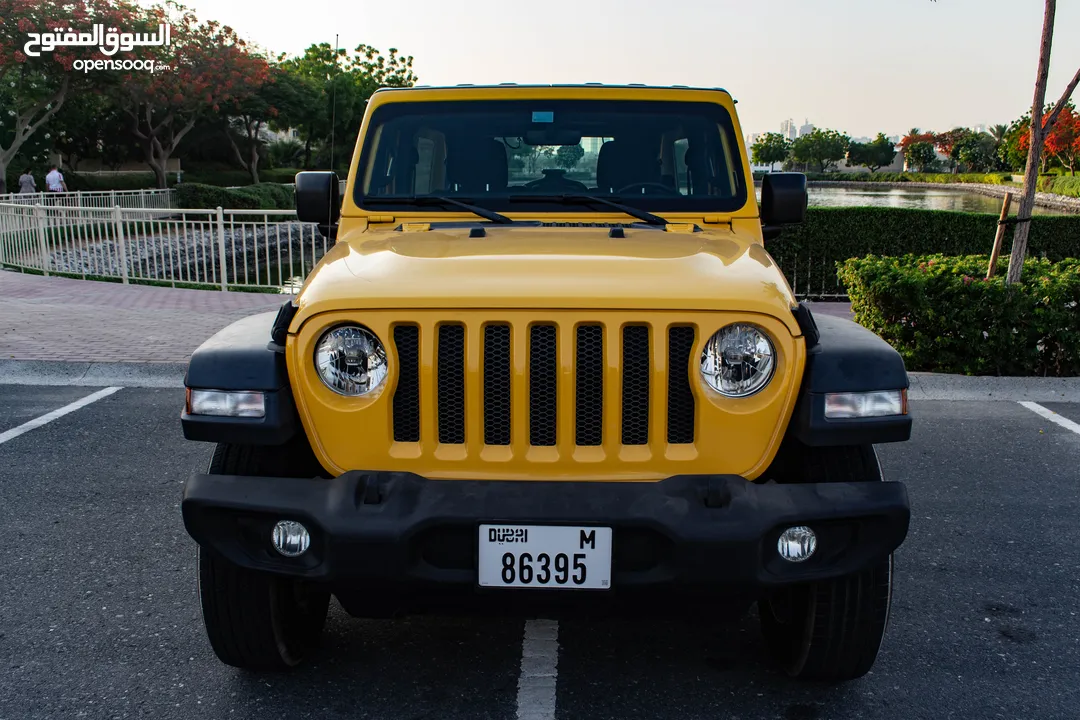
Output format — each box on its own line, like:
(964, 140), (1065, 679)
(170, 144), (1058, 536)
(803, 185), (1066, 215)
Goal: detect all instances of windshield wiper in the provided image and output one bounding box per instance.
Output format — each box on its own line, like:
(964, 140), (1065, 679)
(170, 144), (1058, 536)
(365, 195), (513, 225)
(506, 194), (667, 226)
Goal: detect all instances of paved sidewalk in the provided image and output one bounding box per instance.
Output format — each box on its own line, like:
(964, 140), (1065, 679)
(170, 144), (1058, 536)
(2, 270), (285, 362)
(2, 269), (856, 364)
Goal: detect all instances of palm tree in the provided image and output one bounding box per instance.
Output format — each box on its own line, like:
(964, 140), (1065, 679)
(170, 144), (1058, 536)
(990, 124), (1009, 145)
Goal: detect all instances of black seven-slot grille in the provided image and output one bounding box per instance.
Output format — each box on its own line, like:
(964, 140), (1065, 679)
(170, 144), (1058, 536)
(391, 323), (696, 447)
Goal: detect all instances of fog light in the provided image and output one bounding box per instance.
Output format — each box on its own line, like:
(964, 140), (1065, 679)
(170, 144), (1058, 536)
(777, 526), (816, 562)
(272, 520), (310, 557)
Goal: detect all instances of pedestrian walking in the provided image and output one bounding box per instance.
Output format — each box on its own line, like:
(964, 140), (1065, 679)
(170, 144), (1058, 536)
(45, 165), (67, 193)
(18, 168), (37, 194)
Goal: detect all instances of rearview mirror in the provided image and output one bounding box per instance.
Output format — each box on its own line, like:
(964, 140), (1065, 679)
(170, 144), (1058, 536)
(760, 173), (807, 241)
(295, 171), (341, 240)
(525, 129), (582, 146)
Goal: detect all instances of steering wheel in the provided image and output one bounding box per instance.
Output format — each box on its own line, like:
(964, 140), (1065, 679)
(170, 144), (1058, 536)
(524, 169), (589, 192)
(615, 182), (675, 196)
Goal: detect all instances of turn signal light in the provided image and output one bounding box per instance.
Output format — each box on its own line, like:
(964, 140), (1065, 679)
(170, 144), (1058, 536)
(824, 390), (906, 419)
(187, 389), (265, 418)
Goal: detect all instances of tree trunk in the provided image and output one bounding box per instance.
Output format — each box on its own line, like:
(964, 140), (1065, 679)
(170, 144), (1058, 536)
(1006, 0), (1056, 285)
(304, 134), (312, 169)
(0, 160), (7, 195)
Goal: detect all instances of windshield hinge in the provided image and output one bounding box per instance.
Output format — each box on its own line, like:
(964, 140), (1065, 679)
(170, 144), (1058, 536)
(367, 214), (395, 224)
(401, 222), (431, 232)
(664, 223), (699, 233)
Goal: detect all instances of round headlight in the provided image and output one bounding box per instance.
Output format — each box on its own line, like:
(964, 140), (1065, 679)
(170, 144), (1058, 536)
(314, 325), (388, 396)
(700, 324), (776, 398)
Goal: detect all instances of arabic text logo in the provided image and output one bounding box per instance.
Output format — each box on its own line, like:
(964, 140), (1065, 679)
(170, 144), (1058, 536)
(23, 24), (171, 59)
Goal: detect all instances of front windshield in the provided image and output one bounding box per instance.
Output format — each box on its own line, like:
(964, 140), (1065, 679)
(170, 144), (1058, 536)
(356, 98), (747, 214)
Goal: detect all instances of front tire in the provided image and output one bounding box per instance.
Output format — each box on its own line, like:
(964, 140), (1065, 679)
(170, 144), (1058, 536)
(758, 443), (894, 682)
(196, 443), (330, 670)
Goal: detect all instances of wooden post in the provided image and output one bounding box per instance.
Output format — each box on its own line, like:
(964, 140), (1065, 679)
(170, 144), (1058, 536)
(986, 192), (1012, 280)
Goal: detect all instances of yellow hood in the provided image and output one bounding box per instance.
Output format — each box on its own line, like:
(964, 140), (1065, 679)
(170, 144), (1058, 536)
(292, 225), (801, 335)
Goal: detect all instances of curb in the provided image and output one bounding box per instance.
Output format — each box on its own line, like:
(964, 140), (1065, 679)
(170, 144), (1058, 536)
(908, 372), (1080, 402)
(2, 360), (1079, 401)
(0, 360), (187, 388)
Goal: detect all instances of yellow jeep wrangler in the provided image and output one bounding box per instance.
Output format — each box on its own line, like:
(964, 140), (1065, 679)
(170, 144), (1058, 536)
(180, 85), (911, 681)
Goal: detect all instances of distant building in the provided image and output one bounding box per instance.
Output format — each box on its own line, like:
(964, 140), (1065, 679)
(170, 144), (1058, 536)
(798, 119), (815, 137)
(746, 132), (764, 147)
(779, 119), (796, 141)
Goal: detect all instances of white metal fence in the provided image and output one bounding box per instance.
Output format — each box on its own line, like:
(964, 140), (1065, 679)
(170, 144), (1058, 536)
(0, 188), (174, 210)
(0, 201), (325, 294)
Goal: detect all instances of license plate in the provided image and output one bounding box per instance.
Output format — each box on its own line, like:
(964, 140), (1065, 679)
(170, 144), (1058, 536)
(478, 525), (612, 590)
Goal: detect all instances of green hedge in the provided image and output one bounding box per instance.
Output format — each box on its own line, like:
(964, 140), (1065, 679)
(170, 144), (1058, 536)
(802, 172), (1013, 184)
(179, 167), (302, 187)
(838, 254), (1080, 376)
(174, 182), (295, 210)
(769, 207), (1080, 297)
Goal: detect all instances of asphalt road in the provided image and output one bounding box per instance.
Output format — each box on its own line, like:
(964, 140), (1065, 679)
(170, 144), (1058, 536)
(1, 385), (1078, 720)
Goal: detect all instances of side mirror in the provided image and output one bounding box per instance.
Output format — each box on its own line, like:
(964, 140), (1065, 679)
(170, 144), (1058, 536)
(295, 171), (340, 240)
(760, 172), (807, 241)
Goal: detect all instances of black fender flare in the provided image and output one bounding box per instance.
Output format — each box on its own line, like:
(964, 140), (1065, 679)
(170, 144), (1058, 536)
(181, 303), (300, 445)
(790, 304), (912, 446)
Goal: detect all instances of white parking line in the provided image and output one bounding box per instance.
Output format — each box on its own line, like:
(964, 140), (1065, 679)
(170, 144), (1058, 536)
(516, 619), (559, 720)
(0, 387), (122, 446)
(1018, 401), (1080, 436)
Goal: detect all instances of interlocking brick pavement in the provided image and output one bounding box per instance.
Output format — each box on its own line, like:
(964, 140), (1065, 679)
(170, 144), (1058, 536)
(2, 268), (855, 364)
(2, 270), (286, 363)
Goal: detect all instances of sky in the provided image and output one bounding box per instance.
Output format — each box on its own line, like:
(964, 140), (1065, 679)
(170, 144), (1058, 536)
(181, 0), (1080, 139)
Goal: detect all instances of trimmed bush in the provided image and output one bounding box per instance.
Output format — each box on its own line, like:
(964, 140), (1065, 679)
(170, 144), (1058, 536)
(837, 254), (1080, 376)
(803, 172), (1013, 184)
(769, 207), (1080, 297)
(174, 182), (294, 210)
(179, 167), (303, 187)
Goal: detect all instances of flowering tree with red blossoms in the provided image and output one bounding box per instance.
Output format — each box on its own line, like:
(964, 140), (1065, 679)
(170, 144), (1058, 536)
(115, 3), (269, 187)
(1019, 104), (1080, 176)
(0, 0), (141, 193)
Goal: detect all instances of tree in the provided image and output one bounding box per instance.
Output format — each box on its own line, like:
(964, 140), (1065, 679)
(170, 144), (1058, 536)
(0, 0), (142, 192)
(116, 5), (270, 187)
(224, 66), (313, 184)
(1007, 0), (1080, 284)
(846, 133), (897, 172)
(278, 42), (415, 171)
(51, 93), (135, 170)
(790, 129), (850, 173)
(955, 132), (998, 172)
(751, 132), (790, 171)
(555, 143), (584, 171)
(904, 142), (938, 172)
(934, 127), (973, 172)
(1021, 103), (1079, 175)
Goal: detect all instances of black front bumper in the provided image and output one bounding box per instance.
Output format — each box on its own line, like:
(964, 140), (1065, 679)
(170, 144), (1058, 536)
(183, 472), (909, 601)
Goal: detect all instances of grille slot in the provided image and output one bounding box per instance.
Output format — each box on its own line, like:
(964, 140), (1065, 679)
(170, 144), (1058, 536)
(622, 325), (650, 445)
(483, 325), (511, 445)
(392, 325), (420, 442)
(667, 326), (696, 444)
(529, 325), (558, 446)
(437, 325), (466, 444)
(575, 325), (604, 446)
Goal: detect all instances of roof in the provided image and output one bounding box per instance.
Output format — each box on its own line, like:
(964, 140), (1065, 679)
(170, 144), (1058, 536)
(376, 83), (732, 94)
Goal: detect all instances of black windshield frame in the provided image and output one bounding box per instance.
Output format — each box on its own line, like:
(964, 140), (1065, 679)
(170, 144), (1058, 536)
(354, 99), (748, 215)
